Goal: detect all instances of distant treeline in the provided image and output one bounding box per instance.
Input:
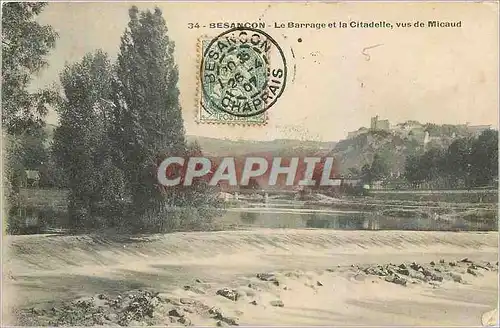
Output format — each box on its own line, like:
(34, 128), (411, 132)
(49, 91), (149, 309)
(404, 130), (498, 189)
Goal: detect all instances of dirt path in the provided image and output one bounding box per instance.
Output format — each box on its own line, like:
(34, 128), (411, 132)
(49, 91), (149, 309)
(3, 229), (498, 326)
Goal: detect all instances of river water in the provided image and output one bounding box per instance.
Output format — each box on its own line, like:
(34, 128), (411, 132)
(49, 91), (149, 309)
(218, 202), (497, 231)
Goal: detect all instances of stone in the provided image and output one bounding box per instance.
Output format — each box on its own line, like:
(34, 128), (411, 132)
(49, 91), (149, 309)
(180, 298), (195, 305)
(385, 275), (407, 286)
(449, 272), (463, 283)
(249, 300), (257, 305)
(270, 300), (284, 307)
(178, 316), (192, 326)
(409, 270), (425, 281)
(256, 273), (276, 281)
(168, 308), (185, 317)
(216, 288), (240, 301)
(397, 268), (410, 276)
(467, 268), (479, 276)
(431, 274), (443, 282)
(316, 281), (323, 286)
(183, 285), (205, 294)
(430, 261), (435, 266)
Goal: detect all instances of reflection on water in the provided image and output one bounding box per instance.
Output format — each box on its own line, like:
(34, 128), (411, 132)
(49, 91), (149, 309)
(219, 209), (496, 231)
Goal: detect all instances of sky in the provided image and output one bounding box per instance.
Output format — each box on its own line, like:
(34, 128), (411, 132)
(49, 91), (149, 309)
(30, 2), (499, 142)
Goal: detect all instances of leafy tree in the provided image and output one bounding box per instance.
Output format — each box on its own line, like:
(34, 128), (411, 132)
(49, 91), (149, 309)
(53, 50), (115, 229)
(443, 137), (473, 187)
(404, 154), (425, 184)
(361, 153), (390, 184)
(2, 2), (58, 134)
(404, 130), (498, 189)
(469, 130), (498, 187)
(114, 6), (187, 218)
(370, 153), (390, 181)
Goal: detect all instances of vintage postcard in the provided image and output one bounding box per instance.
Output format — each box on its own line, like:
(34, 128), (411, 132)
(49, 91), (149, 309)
(1, 1), (499, 327)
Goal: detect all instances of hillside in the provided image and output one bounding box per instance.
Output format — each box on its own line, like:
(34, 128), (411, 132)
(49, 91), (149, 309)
(330, 122), (490, 176)
(186, 135), (336, 157)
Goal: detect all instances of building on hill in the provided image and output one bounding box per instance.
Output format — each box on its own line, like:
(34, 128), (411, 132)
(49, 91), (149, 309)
(347, 127), (369, 139)
(370, 115), (390, 131)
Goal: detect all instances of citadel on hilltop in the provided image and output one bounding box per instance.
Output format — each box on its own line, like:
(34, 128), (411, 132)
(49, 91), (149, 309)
(347, 115), (491, 144)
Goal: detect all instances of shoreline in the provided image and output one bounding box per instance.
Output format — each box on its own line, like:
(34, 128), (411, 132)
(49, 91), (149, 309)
(3, 229), (498, 326)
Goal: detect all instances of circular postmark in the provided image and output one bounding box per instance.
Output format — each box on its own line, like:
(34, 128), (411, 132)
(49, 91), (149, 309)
(200, 27), (287, 117)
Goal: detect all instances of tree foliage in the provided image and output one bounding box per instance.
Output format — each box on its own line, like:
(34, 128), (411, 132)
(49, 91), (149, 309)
(53, 51), (117, 229)
(2, 2), (58, 134)
(114, 6), (186, 216)
(404, 130), (498, 188)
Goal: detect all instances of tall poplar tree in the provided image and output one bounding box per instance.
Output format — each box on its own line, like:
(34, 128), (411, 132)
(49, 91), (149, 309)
(53, 51), (116, 229)
(115, 6), (186, 219)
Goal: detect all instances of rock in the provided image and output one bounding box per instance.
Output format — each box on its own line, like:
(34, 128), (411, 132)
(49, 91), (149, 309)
(385, 275), (407, 286)
(477, 264), (491, 271)
(183, 285), (205, 294)
(180, 298), (195, 305)
(257, 273), (279, 285)
(184, 307), (194, 313)
(270, 300), (284, 307)
(104, 313), (118, 321)
(217, 321), (230, 327)
(168, 308), (185, 317)
(97, 294), (108, 300)
(449, 272), (463, 283)
(449, 261), (457, 266)
(460, 258), (472, 263)
(209, 307), (222, 316)
(422, 268), (433, 277)
(467, 268), (479, 276)
(316, 281), (323, 286)
(430, 261), (435, 266)
(31, 307), (45, 315)
(410, 262), (421, 271)
(257, 273), (276, 281)
(439, 259), (445, 264)
(249, 300), (257, 305)
(216, 288), (240, 301)
(247, 283), (259, 290)
(397, 268), (410, 276)
(409, 270), (425, 281)
(222, 316), (239, 325)
(169, 299), (183, 306)
(178, 316), (192, 326)
(431, 273), (443, 282)
(195, 279), (203, 283)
